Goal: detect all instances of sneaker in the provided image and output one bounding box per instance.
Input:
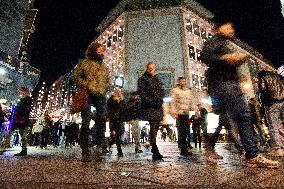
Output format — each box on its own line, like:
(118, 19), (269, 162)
(180, 150), (193, 156)
(152, 153), (164, 161)
(14, 150), (27, 156)
(269, 149), (284, 157)
(117, 152), (124, 157)
(246, 155), (280, 168)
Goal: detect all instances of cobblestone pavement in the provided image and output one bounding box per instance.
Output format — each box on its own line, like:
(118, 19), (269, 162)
(0, 142), (283, 189)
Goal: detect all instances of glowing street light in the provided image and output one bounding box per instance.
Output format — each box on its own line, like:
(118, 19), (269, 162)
(0, 68), (6, 75)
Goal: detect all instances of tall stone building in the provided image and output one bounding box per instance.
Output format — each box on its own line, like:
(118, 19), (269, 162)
(93, 0), (275, 110)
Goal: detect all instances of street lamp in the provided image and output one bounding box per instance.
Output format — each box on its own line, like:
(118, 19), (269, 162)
(0, 68), (6, 75)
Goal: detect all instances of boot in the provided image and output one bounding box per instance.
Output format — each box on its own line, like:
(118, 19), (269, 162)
(117, 145), (123, 157)
(151, 147), (163, 160)
(14, 149), (27, 156)
(180, 148), (193, 156)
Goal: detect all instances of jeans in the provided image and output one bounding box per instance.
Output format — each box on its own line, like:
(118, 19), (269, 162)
(265, 101), (284, 150)
(209, 81), (258, 159)
(80, 94), (107, 154)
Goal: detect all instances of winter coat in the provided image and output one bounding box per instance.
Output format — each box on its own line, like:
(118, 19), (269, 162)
(107, 96), (126, 134)
(13, 96), (32, 128)
(107, 96), (126, 122)
(171, 86), (193, 115)
(125, 97), (141, 121)
(138, 72), (164, 121)
(72, 59), (111, 96)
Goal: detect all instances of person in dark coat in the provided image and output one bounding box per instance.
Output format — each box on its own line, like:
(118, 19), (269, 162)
(107, 88), (126, 157)
(200, 21), (279, 167)
(138, 62), (164, 161)
(0, 87), (32, 156)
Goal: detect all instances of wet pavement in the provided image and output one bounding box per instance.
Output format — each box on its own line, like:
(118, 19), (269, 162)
(0, 142), (284, 188)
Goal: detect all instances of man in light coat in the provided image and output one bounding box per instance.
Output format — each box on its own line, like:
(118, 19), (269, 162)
(171, 77), (193, 156)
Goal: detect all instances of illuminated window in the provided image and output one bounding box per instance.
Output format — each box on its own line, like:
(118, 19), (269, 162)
(196, 49), (202, 62)
(118, 27), (124, 39)
(188, 45), (195, 59)
(192, 74), (199, 89)
(200, 76), (207, 91)
(186, 20), (192, 33)
(107, 36), (112, 47)
(112, 30), (117, 42)
(193, 22), (200, 36)
(200, 28), (206, 39)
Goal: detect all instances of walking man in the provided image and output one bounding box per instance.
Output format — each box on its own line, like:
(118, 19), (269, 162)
(201, 21), (279, 168)
(171, 77), (193, 156)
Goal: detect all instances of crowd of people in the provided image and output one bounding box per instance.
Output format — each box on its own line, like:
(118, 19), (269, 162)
(0, 21), (283, 169)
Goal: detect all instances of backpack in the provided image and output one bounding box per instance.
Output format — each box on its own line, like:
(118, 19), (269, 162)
(258, 71), (284, 104)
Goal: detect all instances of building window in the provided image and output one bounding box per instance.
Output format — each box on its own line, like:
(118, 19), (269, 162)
(193, 22), (200, 36)
(208, 33), (213, 39)
(200, 76), (207, 91)
(118, 27), (123, 39)
(112, 30), (118, 42)
(188, 45), (195, 59)
(196, 49), (202, 62)
(200, 28), (206, 39)
(186, 19), (192, 33)
(192, 74), (199, 89)
(107, 36), (112, 47)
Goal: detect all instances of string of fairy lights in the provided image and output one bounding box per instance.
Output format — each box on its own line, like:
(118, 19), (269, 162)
(29, 81), (72, 120)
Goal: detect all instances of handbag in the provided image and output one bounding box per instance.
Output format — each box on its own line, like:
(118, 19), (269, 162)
(13, 114), (26, 127)
(70, 88), (89, 114)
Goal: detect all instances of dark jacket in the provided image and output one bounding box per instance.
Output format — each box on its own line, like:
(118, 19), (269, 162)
(200, 35), (238, 84)
(138, 72), (164, 121)
(13, 96), (32, 128)
(125, 96), (141, 121)
(107, 96), (126, 122)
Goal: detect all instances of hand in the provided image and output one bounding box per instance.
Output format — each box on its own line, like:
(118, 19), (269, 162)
(221, 52), (248, 65)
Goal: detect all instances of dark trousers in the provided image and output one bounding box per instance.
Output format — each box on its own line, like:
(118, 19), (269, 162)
(176, 114), (190, 151)
(193, 126), (202, 148)
(80, 94), (107, 155)
(209, 81), (258, 159)
(41, 128), (49, 148)
(109, 121), (124, 154)
(207, 113), (241, 150)
(149, 121), (160, 154)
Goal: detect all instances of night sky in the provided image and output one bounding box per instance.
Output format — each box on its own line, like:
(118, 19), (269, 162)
(30, 0), (284, 84)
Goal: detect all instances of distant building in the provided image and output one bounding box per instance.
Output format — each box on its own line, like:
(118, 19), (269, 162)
(93, 0), (275, 108)
(0, 0), (40, 102)
(277, 65), (284, 76)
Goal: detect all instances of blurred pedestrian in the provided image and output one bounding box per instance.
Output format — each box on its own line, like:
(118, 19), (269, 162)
(201, 21), (279, 168)
(72, 42), (111, 162)
(138, 62), (164, 161)
(0, 87), (32, 156)
(107, 88), (126, 157)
